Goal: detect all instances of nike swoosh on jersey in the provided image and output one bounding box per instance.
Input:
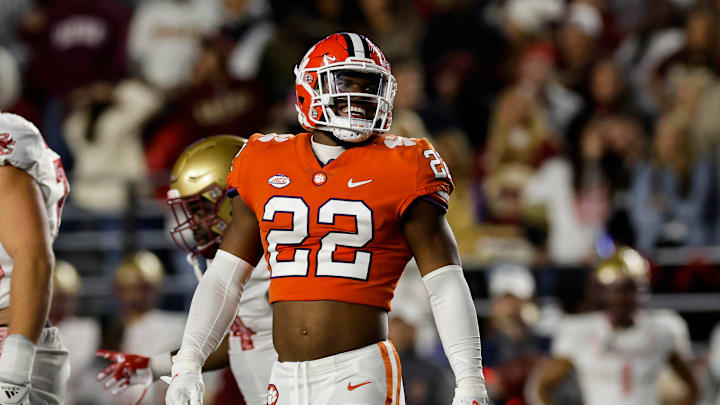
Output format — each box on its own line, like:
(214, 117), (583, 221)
(348, 178), (373, 188)
(347, 381), (372, 391)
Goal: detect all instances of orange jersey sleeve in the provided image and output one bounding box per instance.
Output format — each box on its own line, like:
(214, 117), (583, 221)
(226, 133), (280, 211)
(225, 133), (455, 311)
(394, 136), (454, 218)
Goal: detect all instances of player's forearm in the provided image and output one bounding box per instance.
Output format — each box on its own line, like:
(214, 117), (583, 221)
(423, 265), (487, 398)
(8, 254), (53, 341)
(203, 334), (231, 371)
(172, 250), (252, 374)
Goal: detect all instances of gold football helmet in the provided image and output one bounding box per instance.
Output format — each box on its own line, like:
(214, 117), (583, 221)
(594, 246), (650, 287)
(113, 250), (165, 287)
(54, 260), (82, 295)
(167, 135), (246, 258)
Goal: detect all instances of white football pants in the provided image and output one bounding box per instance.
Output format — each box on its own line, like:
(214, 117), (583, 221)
(228, 327), (277, 405)
(267, 340), (405, 405)
(0, 326), (70, 405)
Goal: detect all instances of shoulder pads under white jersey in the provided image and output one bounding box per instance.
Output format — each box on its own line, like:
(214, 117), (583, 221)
(0, 113), (47, 169)
(0, 113), (68, 237)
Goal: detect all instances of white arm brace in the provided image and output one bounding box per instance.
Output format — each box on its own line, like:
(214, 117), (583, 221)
(423, 265), (487, 396)
(171, 250), (253, 374)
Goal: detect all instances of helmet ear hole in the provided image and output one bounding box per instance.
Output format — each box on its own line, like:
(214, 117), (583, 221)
(298, 96), (305, 105)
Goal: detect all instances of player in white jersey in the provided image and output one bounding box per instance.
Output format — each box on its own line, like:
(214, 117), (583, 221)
(95, 135), (276, 405)
(0, 113), (70, 404)
(536, 247), (698, 405)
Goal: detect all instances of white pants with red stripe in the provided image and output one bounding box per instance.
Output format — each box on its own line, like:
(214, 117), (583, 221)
(267, 340), (405, 405)
(0, 326), (70, 405)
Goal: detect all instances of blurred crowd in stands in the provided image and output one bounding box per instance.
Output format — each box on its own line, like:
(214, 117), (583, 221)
(3, 0), (720, 403)
(4, 0), (720, 263)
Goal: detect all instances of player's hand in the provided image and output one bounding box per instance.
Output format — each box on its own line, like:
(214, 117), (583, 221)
(452, 395), (489, 405)
(96, 349), (153, 394)
(0, 380), (30, 405)
(453, 376), (490, 405)
(165, 370), (204, 405)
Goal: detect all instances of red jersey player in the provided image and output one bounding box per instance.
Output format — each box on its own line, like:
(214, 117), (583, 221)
(166, 33), (488, 405)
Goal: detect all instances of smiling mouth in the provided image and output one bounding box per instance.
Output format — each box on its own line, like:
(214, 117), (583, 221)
(337, 102), (376, 120)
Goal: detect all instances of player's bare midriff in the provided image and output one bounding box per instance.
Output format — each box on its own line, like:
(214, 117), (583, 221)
(272, 300), (388, 362)
(0, 307), (10, 325)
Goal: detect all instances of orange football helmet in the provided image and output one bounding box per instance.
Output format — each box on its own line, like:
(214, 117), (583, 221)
(294, 32), (396, 143)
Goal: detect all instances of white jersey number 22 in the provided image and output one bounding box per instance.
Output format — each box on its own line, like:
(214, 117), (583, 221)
(263, 196), (373, 280)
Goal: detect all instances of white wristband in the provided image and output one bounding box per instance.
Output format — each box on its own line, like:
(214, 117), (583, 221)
(456, 376), (488, 397)
(149, 352), (173, 380)
(0, 334), (37, 384)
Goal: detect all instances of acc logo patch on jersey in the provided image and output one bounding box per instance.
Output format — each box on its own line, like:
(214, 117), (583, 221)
(267, 384), (279, 405)
(268, 174), (291, 188)
(0, 133), (15, 156)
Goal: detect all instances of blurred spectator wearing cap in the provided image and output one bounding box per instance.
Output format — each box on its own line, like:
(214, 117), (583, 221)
(627, 112), (715, 252)
(556, 2), (603, 97)
(482, 264), (545, 405)
(500, 0), (564, 41)
(49, 260), (102, 405)
(128, 0), (221, 93)
(111, 250), (187, 405)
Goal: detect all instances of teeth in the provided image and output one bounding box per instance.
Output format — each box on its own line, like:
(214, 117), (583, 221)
(350, 106), (366, 115)
(339, 105), (367, 117)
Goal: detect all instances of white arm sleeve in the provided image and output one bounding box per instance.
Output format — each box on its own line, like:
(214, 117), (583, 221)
(423, 265), (486, 396)
(171, 250), (253, 374)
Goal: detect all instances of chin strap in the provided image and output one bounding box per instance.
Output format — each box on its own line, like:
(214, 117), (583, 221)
(330, 127), (371, 143)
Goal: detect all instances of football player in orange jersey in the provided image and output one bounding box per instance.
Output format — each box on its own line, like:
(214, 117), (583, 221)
(166, 33), (488, 405)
